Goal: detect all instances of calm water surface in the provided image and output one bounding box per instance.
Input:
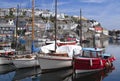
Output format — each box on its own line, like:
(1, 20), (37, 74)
(0, 39), (120, 81)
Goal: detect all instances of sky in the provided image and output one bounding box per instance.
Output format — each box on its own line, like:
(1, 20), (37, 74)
(0, 0), (120, 30)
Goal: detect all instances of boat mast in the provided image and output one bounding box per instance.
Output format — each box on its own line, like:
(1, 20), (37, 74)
(15, 4), (19, 51)
(79, 9), (82, 46)
(32, 0), (35, 41)
(54, 0), (57, 52)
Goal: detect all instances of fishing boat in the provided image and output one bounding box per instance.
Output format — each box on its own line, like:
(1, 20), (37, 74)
(37, 0), (82, 72)
(38, 44), (82, 72)
(12, 0), (40, 69)
(12, 53), (39, 69)
(72, 8), (116, 74)
(73, 47), (116, 74)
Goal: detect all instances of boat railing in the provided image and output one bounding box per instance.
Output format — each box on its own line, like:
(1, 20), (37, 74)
(15, 50), (31, 55)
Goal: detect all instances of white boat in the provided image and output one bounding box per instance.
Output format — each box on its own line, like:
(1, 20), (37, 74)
(38, 55), (72, 71)
(12, 54), (39, 68)
(12, 38), (40, 69)
(38, 44), (82, 72)
(0, 56), (12, 65)
(12, 0), (40, 69)
(38, 0), (82, 72)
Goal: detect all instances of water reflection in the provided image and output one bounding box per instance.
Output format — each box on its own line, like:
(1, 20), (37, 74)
(0, 64), (16, 81)
(0, 64), (15, 75)
(82, 38), (109, 48)
(39, 68), (73, 81)
(12, 66), (41, 81)
(13, 67), (73, 81)
(110, 40), (120, 45)
(12, 65), (115, 81)
(64, 66), (115, 81)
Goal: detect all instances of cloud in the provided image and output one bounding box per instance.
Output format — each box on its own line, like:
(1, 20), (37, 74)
(58, 8), (79, 14)
(79, 0), (106, 3)
(37, 1), (71, 9)
(57, 1), (71, 6)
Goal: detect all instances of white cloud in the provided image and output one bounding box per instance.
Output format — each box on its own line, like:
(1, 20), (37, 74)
(57, 1), (71, 6)
(79, 0), (106, 3)
(39, 1), (70, 8)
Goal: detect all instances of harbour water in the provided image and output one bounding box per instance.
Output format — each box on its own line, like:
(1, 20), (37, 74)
(0, 39), (120, 81)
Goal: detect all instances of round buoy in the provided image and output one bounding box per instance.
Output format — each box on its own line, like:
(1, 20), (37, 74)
(105, 62), (110, 68)
(105, 60), (112, 69)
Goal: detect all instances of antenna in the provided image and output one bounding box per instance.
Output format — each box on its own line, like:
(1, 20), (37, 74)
(15, 4), (19, 51)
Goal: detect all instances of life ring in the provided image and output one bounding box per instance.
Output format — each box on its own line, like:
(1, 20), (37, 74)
(105, 60), (111, 68)
(108, 59), (111, 66)
(105, 62), (109, 68)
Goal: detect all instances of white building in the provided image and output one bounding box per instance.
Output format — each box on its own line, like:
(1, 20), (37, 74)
(103, 29), (109, 35)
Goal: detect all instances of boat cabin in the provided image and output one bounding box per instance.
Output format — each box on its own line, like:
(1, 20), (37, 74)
(81, 48), (105, 58)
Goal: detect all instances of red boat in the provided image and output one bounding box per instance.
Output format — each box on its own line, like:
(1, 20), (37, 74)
(73, 48), (116, 74)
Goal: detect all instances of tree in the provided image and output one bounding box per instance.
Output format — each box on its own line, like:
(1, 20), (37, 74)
(23, 11), (27, 16)
(9, 8), (14, 18)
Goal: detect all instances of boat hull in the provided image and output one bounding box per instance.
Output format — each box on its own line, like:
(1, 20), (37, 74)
(12, 58), (39, 69)
(73, 57), (106, 74)
(0, 56), (12, 65)
(38, 55), (72, 71)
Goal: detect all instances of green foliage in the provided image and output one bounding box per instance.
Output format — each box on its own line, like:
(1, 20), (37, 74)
(23, 11), (27, 16)
(17, 30), (26, 36)
(71, 16), (79, 23)
(9, 10), (14, 17)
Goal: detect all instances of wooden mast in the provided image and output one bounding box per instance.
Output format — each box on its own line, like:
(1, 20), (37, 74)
(32, 0), (35, 41)
(55, 0), (57, 52)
